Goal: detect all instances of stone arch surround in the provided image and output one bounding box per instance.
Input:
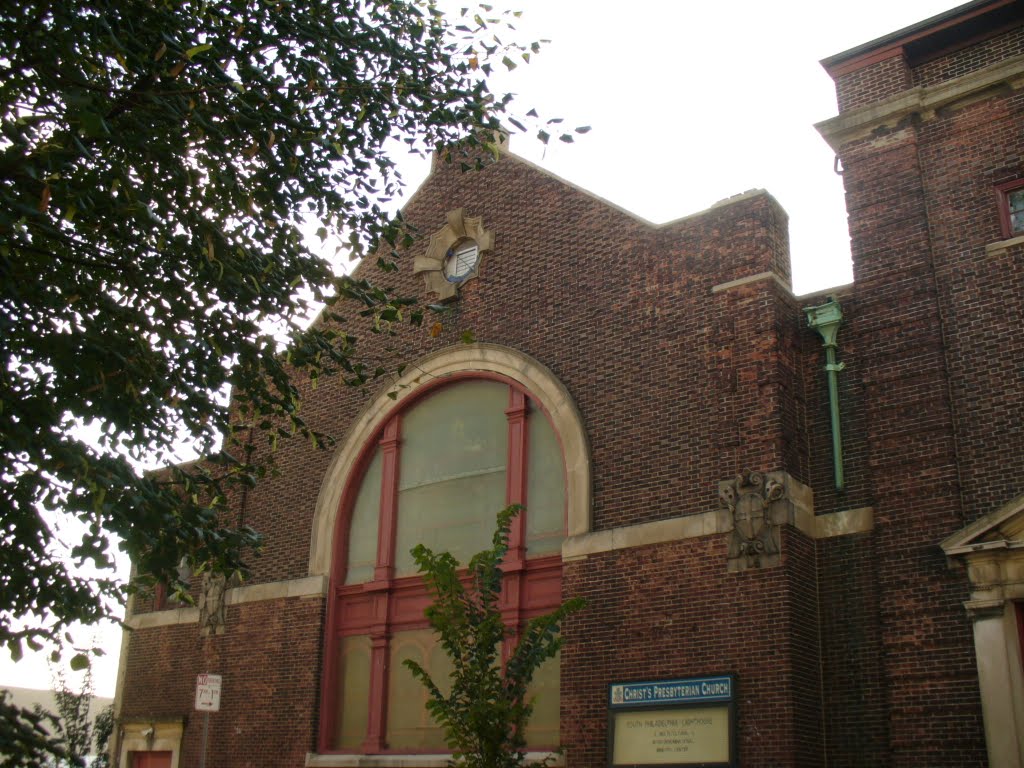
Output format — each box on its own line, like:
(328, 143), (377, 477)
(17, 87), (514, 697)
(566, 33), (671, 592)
(308, 343), (592, 577)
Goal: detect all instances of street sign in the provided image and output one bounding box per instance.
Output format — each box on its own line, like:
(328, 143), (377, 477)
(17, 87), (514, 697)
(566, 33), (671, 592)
(195, 673), (222, 712)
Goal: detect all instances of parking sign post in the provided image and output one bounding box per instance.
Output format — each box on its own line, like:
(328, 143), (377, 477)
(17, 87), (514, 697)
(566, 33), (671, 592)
(195, 673), (222, 768)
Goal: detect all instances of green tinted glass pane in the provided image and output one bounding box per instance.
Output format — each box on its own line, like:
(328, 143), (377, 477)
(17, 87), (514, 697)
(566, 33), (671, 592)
(334, 635), (371, 750)
(1008, 188), (1024, 212)
(387, 629), (453, 751)
(395, 380), (508, 576)
(399, 380), (508, 489)
(344, 448), (381, 585)
(526, 406), (565, 556)
(1010, 189), (1024, 234)
(396, 470), (506, 576)
(523, 651), (560, 748)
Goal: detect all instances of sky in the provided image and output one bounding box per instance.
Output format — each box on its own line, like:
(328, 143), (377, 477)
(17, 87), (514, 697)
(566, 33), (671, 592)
(1, 0), (968, 700)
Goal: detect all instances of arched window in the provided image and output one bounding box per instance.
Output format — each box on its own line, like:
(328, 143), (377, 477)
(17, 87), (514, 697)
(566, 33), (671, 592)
(320, 374), (567, 754)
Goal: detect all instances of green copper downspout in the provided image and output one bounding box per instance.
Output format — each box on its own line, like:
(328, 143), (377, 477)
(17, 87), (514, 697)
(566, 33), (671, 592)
(805, 297), (845, 492)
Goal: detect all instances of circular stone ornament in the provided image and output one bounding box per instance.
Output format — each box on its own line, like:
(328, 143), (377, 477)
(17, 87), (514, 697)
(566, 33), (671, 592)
(414, 209), (494, 300)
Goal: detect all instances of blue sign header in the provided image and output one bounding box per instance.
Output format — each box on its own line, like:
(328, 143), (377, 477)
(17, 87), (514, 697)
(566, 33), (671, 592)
(609, 676), (733, 708)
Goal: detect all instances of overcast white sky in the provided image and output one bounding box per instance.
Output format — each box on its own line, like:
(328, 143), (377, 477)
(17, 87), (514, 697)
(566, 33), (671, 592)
(2, 0), (967, 699)
(438, 0), (964, 295)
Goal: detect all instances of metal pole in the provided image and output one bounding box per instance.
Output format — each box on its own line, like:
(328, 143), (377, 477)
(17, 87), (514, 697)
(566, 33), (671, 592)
(824, 345), (845, 492)
(805, 297), (846, 492)
(199, 710), (210, 768)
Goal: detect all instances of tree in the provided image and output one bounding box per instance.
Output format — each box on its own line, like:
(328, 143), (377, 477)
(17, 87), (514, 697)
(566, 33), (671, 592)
(49, 665), (94, 768)
(0, 689), (71, 768)
(2, 665), (94, 768)
(1, 0), (584, 760)
(91, 704), (114, 768)
(405, 507), (584, 768)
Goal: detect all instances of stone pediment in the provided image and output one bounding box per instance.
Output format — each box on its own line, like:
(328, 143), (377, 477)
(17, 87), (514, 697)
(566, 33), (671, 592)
(940, 493), (1024, 768)
(942, 492), (1024, 557)
(941, 493), (1024, 618)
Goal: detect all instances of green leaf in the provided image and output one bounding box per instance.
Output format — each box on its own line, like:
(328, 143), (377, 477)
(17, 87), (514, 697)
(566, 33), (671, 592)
(69, 653), (90, 671)
(185, 43), (213, 60)
(78, 111), (107, 137)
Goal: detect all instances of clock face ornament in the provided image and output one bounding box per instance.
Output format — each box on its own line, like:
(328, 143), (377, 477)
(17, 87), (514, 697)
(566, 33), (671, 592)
(414, 209), (494, 300)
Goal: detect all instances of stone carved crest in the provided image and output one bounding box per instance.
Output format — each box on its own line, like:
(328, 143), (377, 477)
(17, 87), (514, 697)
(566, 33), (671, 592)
(720, 470), (786, 570)
(198, 572), (228, 636)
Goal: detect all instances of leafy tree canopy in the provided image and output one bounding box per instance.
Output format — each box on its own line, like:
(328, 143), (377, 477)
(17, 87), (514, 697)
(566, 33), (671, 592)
(1, 0), (580, 668)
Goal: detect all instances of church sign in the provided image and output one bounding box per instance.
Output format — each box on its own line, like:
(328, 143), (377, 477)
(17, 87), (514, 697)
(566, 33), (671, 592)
(608, 675), (737, 767)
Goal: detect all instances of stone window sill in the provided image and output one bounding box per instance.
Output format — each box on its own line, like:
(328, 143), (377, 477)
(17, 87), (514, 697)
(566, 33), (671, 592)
(306, 753), (564, 768)
(985, 233), (1024, 255)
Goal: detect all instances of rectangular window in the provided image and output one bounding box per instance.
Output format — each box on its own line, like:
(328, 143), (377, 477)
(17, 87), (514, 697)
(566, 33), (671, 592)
(996, 179), (1024, 239)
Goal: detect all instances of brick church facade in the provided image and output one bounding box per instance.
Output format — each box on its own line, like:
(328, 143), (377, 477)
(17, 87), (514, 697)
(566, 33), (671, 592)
(113, 2), (1024, 766)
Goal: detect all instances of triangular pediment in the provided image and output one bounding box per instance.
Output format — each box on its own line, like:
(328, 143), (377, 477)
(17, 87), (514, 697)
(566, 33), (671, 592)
(942, 492), (1024, 555)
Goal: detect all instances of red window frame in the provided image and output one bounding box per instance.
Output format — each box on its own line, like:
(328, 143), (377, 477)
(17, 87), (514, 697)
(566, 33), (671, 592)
(318, 373), (566, 754)
(153, 582), (168, 611)
(995, 178), (1024, 239)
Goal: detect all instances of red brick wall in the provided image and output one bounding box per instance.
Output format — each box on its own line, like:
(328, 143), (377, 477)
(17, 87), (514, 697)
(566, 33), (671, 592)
(834, 54), (912, 112)
(914, 88), (1024, 523)
(816, 532), (889, 766)
(562, 528), (823, 768)
(913, 24), (1024, 87)
(121, 598), (325, 768)
(836, 126), (986, 766)
(822, 16), (1024, 764)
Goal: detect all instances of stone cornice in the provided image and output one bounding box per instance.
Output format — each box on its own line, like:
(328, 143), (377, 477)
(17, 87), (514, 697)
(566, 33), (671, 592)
(307, 753), (563, 768)
(563, 505), (873, 561)
(226, 574), (327, 605)
(816, 53), (1024, 152)
(711, 271), (791, 295)
(125, 606), (199, 630)
(125, 575), (327, 629)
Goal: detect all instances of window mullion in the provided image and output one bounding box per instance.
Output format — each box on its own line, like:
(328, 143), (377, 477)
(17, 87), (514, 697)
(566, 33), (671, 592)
(503, 387), (529, 665)
(505, 387), (529, 557)
(363, 417), (401, 753)
(375, 418), (401, 582)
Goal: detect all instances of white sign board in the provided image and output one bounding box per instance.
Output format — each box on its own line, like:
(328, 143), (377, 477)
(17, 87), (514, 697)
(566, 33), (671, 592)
(195, 673), (222, 712)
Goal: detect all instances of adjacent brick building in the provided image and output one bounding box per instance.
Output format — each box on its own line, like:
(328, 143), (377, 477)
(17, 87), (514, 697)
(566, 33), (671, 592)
(113, 2), (1024, 766)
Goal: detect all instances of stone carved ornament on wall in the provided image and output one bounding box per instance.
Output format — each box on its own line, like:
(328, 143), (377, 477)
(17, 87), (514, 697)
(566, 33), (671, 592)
(719, 470), (786, 569)
(413, 208), (494, 300)
(198, 572), (228, 636)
